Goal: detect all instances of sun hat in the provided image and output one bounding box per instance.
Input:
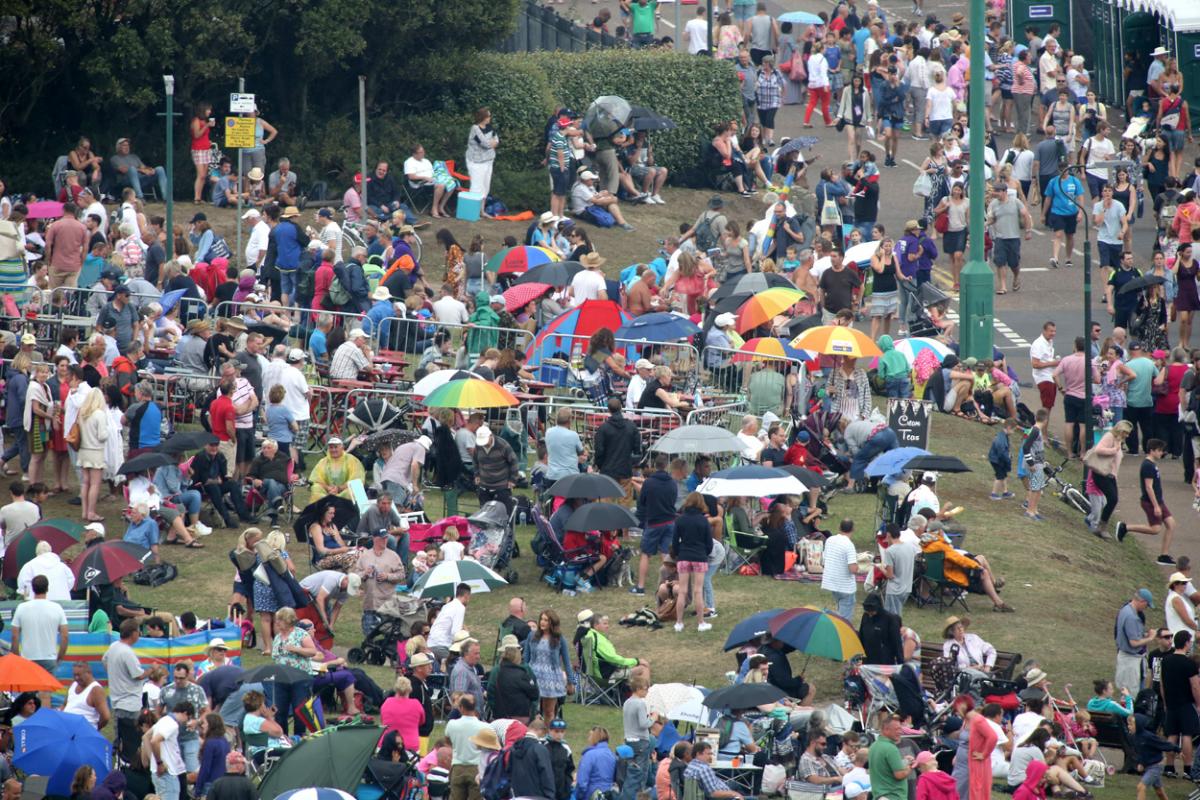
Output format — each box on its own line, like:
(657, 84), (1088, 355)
(539, 211), (557, 225)
(247, 167), (264, 182)
(580, 253), (606, 269)
(577, 609), (595, 624)
(208, 638), (230, 651)
(1151, 46), (1168, 56)
(1168, 571), (1189, 588)
(500, 634), (520, 650)
(372, 286), (392, 301)
(1024, 668), (1048, 686)
(281, 206), (301, 218)
(416, 435), (433, 450)
(943, 615), (968, 637)
(409, 652), (434, 668)
(470, 727), (502, 751)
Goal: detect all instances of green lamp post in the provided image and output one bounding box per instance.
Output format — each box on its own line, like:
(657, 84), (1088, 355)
(959, 0), (994, 360)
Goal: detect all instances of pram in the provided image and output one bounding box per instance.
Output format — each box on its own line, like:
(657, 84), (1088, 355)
(347, 594), (429, 667)
(899, 281), (952, 340)
(467, 501), (518, 583)
(530, 505), (599, 594)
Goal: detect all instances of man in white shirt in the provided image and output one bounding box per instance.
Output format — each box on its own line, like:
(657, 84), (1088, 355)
(427, 583), (472, 663)
(403, 144), (456, 217)
(1038, 40), (1061, 104)
(569, 252), (609, 306)
(906, 50), (930, 139)
(821, 519), (864, 619)
(315, 208), (343, 263)
(899, 512), (927, 547)
(1029, 321), (1060, 410)
(150, 701), (194, 800)
(625, 359), (653, 409)
(12, 574), (69, 698)
(80, 188), (108, 236)
(0, 482), (41, 545)
(278, 349), (311, 451)
(736, 415), (764, 461)
(568, 170), (633, 231)
(432, 283), (469, 324)
(17, 542), (75, 600)
(243, 208), (270, 268)
(906, 472), (941, 518)
(684, 7), (709, 54)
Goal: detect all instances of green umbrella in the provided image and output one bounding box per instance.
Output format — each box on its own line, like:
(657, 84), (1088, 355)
(30, 519), (85, 539)
(2, 527), (79, 579)
(257, 725), (384, 798)
(410, 559), (508, 600)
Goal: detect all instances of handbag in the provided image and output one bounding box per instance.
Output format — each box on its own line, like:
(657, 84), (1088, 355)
(65, 420), (81, 449)
(253, 563), (271, 585)
(1082, 446), (1114, 476)
(913, 172), (933, 197)
(820, 198), (842, 226)
(934, 210), (950, 234)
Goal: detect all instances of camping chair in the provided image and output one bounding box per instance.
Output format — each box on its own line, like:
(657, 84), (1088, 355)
(51, 156), (70, 198)
(402, 180), (433, 215)
(918, 551), (969, 612)
(491, 622), (516, 669)
(722, 512), (769, 573)
(683, 777), (703, 800)
(578, 634), (625, 708)
(243, 732), (284, 779)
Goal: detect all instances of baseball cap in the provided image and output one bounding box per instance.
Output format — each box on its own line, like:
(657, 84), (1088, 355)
(489, 295), (505, 305)
(318, 208), (333, 218)
(327, 437), (345, 447)
(635, 358), (653, 370)
(1137, 588), (1155, 607)
(476, 426), (493, 446)
(345, 573), (362, 596)
(579, 170), (598, 181)
(100, 269), (122, 282)
(1129, 340), (1144, 351)
(84, 522), (105, 538)
(287, 348), (306, 363)
(20, 333), (36, 345)
(500, 634), (520, 650)
(348, 329), (368, 340)
(242, 209), (261, 220)
(417, 435), (433, 450)
(190, 212), (207, 224)
(550, 719), (568, 730)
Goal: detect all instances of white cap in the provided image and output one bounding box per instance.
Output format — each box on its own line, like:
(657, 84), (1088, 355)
(580, 170), (598, 181)
(489, 295), (505, 305)
(84, 522), (106, 538)
(327, 437), (344, 446)
(241, 209), (261, 220)
(923, 471), (939, 482)
(476, 426), (493, 445)
(372, 286), (391, 301)
(345, 573), (362, 596)
(349, 329), (367, 340)
(714, 312), (736, 328)
(635, 358), (653, 370)
(416, 435), (433, 450)
(287, 348), (306, 363)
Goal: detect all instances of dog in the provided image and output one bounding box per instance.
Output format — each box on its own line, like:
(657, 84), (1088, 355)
(609, 547), (634, 588)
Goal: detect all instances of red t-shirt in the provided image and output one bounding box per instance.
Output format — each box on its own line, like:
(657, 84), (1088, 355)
(209, 395), (236, 442)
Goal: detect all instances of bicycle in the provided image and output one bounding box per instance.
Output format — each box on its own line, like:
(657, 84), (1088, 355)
(1042, 458), (1090, 516)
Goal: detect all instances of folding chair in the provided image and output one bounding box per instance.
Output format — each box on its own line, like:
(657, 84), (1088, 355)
(491, 622), (516, 669)
(243, 732), (283, 780)
(918, 551), (969, 612)
(722, 513), (769, 573)
(577, 634), (625, 707)
(402, 180), (432, 215)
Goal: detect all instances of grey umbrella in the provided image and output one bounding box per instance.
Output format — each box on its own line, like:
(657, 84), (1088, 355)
(651, 425), (744, 455)
(583, 96), (632, 138)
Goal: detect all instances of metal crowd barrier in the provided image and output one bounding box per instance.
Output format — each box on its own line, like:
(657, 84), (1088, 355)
(686, 399), (749, 430)
(699, 346), (809, 419)
(376, 316), (535, 364)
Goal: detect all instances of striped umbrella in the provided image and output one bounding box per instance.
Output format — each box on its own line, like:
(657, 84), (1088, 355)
(731, 337), (815, 363)
(410, 559), (508, 599)
(2, 527), (79, 579)
(29, 519), (85, 539)
(422, 378), (518, 409)
(893, 336), (953, 365)
(789, 325), (882, 358)
(768, 606), (865, 662)
(735, 287), (806, 333)
(488, 246), (559, 275)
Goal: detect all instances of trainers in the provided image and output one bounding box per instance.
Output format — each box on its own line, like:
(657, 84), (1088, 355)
(1158, 554), (1177, 566)
(1002, 492), (1015, 499)
(697, 622), (713, 632)
(652, 194), (665, 204)
(674, 622), (685, 632)
(577, 580), (595, 593)
(990, 493), (1003, 500)
(1116, 521), (1128, 542)
(705, 609), (718, 619)
(1066, 260), (1073, 268)
(195, 521), (214, 536)
(629, 586), (646, 595)
(1049, 257), (1059, 269)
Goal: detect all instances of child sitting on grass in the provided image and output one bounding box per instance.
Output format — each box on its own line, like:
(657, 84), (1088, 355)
(988, 417), (1018, 500)
(1022, 408), (1049, 522)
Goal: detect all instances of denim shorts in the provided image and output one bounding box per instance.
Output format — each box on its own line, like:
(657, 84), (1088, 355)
(279, 269), (297, 299)
(928, 118), (953, 137)
(640, 521), (674, 555)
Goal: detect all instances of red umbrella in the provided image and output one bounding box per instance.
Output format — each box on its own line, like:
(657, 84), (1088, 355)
(503, 282), (551, 313)
(70, 541), (152, 589)
(24, 201), (65, 220)
(2, 527), (79, 579)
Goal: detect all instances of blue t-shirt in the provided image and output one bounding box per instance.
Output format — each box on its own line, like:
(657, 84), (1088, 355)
(853, 28), (871, 62)
(824, 46), (841, 71)
(266, 403), (295, 444)
(545, 425), (583, 482)
(1126, 356), (1157, 408)
(309, 329), (328, 363)
(1046, 175), (1085, 217)
(136, 402), (162, 448)
(124, 518), (159, 549)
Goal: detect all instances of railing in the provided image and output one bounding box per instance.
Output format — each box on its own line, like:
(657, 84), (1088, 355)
(699, 345), (809, 420)
(494, 0), (626, 53)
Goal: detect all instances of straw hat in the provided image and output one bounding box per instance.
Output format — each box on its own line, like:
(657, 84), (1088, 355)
(208, 638), (230, 652)
(580, 253), (606, 269)
(247, 167), (265, 182)
(281, 206), (301, 219)
(943, 615), (969, 637)
(409, 652), (434, 668)
(470, 727), (502, 750)
(1024, 668), (1048, 686)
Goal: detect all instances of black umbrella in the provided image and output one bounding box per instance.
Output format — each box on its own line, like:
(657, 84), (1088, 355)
(1117, 274), (1166, 295)
(702, 682), (787, 710)
(249, 323), (289, 348)
(118, 452), (172, 476)
(710, 272), (796, 305)
(240, 663), (313, 686)
(348, 398), (407, 432)
(198, 665), (245, 706)
(778, 465), (830, 488)
(550, 473), (625, 500)
(565, 502), (639, 532)
(513, 262), (584, 288)
(630, 106), (677, 132)
(159, 431), (219, 455)
(784, 313), (824, 335)
(904, 454), (971, 473)
(353, 429), (416, 462)
(293, 495), (360, 543)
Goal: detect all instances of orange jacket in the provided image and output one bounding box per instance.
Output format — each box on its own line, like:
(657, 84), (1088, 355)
(920, 538), (979, 587)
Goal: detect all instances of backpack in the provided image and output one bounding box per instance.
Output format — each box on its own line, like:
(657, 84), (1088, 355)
(132, 562), (178, 587)
(327, 275), (352, 306)
(694, 211), (724, 252)
(579, 205), (616, 228)
(480, 749), (513, 800)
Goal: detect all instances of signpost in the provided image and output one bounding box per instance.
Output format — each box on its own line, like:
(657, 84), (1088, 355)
(887, 398), (933, 450)
(229, 93), (256, 114)
(230, 83), (252, 265)
(223, 117), (255, 150)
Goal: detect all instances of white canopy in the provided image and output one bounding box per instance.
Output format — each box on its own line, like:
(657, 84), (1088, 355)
(1114, 0), (1200, 33)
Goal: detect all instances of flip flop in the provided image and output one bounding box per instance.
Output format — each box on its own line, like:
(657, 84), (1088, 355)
(185, 541), (205, 549)
(996, 289), (1007, 295)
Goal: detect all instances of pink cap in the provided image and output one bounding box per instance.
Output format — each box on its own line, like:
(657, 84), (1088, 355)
(913, 751), (936, 768)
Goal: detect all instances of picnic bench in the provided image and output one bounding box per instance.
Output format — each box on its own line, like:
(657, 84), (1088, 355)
(918, 643), (1024, 692)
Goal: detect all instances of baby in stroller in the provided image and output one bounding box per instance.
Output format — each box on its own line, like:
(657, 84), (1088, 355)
(901, 281), (955, 341)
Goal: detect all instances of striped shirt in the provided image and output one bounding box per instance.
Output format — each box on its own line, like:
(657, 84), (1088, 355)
(233, 376), (255, 428)
(548, 127), (571, 167)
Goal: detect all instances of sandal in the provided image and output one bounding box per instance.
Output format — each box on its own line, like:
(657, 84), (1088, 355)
(996, 289), (1007, 295)
(185, 541), (205, 548)
(992, 603), (1015, 613)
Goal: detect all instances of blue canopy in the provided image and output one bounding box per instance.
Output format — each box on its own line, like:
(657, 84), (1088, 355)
(778, 11), (824, 24)
(614, 312), (701, 343)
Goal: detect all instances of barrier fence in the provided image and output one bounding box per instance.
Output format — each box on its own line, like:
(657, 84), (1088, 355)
(699, 346), (809, 420)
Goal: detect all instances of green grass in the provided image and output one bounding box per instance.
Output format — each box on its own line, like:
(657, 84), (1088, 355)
(37, 405), (1160, 798)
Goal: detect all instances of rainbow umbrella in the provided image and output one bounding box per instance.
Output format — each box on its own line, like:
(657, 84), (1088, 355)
(526, 300), (633, 367)
(422, 378), (518, 409)
(768, 605), (865, 662)
(734, 287), (806, 333)
(893, 337), (953, 364)
(731, 337), (815, 364)
(488, 246), (559, 275)
(789, 325), (882, 358)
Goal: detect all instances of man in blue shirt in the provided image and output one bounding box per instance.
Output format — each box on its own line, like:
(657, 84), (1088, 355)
(270, 205), (309, 303)
(875, 68), (907, 167)
(1043, 164), (1085, 269)
(309, 314), (333, 366)
(123, 503), (160, 563)
(362, 286), (399, 345)
(124, 382), (162, 456)
(545, 408), (585, 483)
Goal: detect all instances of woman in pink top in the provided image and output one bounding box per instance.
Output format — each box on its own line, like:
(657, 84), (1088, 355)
(380, 675), (426, 752)
(1153, 347), (1190, 456)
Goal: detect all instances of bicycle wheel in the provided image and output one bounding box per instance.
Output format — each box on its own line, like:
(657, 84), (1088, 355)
(1062, 486), (1090, 516)
(409, 232), (423, 264)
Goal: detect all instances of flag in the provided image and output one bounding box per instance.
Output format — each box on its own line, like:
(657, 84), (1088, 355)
(293, 695), (325, 733)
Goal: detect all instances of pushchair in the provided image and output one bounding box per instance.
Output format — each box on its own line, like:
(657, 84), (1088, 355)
(346, 594), (427, 667)
(530, 505), (599, 594)
(898, 280), (940, 339)
(467, 501), (518, 583)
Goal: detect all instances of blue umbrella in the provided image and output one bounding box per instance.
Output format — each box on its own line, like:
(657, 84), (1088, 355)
(724, 608), (787, 651)
(778, 10), (824, 24)
(13, 708), (111, 795)
(159, 288), (188, 314)
(864, 447), (931, 478)
(615, 312), (701, 343)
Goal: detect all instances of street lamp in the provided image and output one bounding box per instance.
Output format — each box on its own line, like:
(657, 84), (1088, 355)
(958, 0), (994, 360)
(163, 75), (175, 259)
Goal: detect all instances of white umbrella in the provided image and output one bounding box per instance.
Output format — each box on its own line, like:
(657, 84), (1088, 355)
(698, 475), (811, 497)
(409, 559), (507, 600)
(810, 240), (880, 280)
(646, 683), (704, 717)
(667, 697), (716, 725)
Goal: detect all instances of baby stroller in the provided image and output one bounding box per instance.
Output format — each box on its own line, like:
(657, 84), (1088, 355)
(347, 594), (430, 667)
(348, 398), (412, 434)
(796, 406), (848, 475)
(409, 515), (470, 552)
(467, 501), (518, 583)
(899, 280), (942, 339)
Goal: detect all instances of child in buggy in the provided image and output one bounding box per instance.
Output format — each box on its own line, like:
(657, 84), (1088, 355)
(348, 594), (430, 668)
(900, 280), (955, 341)
(466, 501), (518, 583)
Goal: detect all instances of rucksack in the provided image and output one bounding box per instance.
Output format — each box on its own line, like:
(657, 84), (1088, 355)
(133, 562), (178, 587)
(480, 749), (512, 800)
(327, 275), (352, 306)
(694, 212), (724, 252)
(579, 205), (616, 228)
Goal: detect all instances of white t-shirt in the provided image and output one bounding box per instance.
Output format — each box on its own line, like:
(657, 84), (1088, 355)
(277, 364), (311, 422)
(84, 201), (108, 235)
(1010, 149), (1035, 182)
(404, 157), (434, 184)
(1030, 335), (1057, 384)
(625, 374), (647, 409)
(684, 18), (709, 54)
(0, 500), (41, 545)
(926, 85), (956, 121)
(1084, 136), (1116, 179)
(570, 269), (608, 306)
(820, 533), (857, 594)
(907, 484), (941, 516)
(12, 598), (67, 661)
(427, 597), (466, 649)
(569, 182), (596, 215)
(245, 220), (270, 267)
(432, 296), (470, 325)
(150, 715), (186, 776)
(440, 541), (465, 562)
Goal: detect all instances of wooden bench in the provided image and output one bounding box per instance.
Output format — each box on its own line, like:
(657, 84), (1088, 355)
(1088, 710), (1136, 772)
(918, 643), (1024, 692)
